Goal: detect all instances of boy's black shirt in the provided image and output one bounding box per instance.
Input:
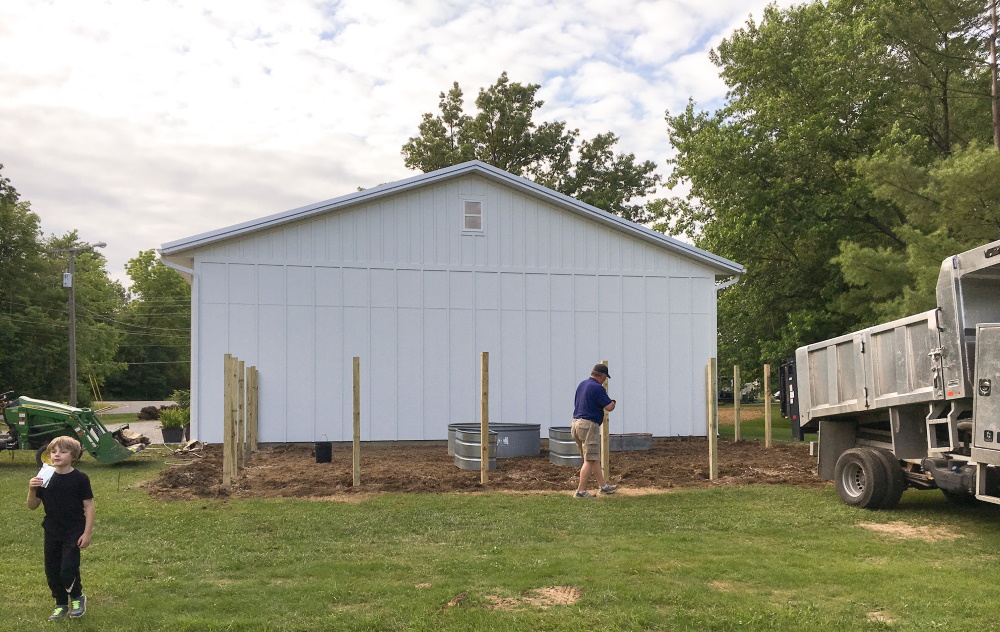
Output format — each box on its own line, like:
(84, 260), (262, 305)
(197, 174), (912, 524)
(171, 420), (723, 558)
(36, 469), (93, 537)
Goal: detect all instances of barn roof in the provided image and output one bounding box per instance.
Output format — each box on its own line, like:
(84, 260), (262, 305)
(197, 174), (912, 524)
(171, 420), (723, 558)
(160, 160), (743, 277)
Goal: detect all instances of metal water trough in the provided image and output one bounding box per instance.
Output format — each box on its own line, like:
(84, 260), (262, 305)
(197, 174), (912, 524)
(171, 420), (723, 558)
(548, 426), (582, 466)
(448, 423), (541, 458)
(610, 433), (654, 451)
(453, 428), (497, 471)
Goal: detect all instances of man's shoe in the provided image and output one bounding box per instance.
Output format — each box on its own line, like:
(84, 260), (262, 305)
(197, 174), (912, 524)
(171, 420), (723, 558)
(599, 484), (618, 495)
(69, 596), (86, 619)
(574, 490), (596, 498)
(48, 605), (68, 621)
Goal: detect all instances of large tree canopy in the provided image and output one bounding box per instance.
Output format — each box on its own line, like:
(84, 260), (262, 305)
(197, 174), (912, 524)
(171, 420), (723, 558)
(103, 250), (191, 400)
(660, 0), (999, 376)
(402, 72), (661, 222)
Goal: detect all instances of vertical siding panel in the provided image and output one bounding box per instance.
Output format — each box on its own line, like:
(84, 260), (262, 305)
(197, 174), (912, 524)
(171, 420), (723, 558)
(315, 266), (343, 440)
(286, 266), (315, 439)
(370, 306), (397, 439)
(258, 304), (287, 442)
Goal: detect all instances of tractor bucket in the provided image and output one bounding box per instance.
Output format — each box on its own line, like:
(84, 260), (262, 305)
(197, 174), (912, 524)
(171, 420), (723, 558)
(93, 431), (138, 464)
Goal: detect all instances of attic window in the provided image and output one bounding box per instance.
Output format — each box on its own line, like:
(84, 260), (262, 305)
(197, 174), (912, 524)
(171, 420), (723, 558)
(463, 200), (483, 231)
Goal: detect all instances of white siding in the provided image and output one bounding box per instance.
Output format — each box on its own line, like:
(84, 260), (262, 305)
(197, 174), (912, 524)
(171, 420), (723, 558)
(187, 175), (720, 442)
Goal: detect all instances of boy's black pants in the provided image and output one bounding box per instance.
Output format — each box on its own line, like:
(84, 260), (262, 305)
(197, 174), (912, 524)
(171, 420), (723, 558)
(44, 532), (83, 605)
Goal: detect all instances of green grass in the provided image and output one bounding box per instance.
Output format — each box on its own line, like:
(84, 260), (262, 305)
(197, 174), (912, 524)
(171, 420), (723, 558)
(97, 412), (141, 424)
(4, 447), (998, 631)
(718, 404), (818, 443)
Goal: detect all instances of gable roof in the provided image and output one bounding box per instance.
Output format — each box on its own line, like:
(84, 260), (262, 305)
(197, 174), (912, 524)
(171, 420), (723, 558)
(160, 160), (742, 277)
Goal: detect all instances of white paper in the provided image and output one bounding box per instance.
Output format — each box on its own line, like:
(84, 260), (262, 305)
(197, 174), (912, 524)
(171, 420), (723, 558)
(37, 464), (56, 488)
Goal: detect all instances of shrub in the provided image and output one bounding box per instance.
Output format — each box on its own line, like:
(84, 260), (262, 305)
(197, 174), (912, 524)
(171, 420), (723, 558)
(169, 389), (191, 409)
(138, 406), (161, 420)
(159, 407), (190, 429)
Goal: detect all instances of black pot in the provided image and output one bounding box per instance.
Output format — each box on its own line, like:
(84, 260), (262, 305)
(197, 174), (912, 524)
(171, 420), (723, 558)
(162, 427), (185, 443)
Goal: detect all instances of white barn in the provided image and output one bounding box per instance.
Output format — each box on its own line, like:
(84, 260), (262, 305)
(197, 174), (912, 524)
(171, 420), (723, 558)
(160, 161), (742, 444)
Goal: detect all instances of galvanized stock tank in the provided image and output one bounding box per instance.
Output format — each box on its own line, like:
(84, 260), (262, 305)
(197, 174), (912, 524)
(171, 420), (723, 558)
(548, 426), (582, 466)
(448, 423), (541, 458)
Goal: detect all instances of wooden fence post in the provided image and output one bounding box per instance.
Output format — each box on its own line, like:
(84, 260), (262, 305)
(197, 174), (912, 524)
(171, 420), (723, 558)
(733, 364), (742, 441)
(353, 357), (361, 487)
(246, 366), (258, 454)
(237, 360), (246, 471)
(707, 358), (719, 480)
(601, 360), (610, 482)
(764, 363), (772, 448)
(480, 351), (489, 485)
(222, 354), (236, 489)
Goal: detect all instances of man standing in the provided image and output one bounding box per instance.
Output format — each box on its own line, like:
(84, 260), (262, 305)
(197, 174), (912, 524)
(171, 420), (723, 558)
(571, 364), (618, 498)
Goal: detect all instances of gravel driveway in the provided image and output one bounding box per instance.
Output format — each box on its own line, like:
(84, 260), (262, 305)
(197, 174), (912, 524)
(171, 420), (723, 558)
(97, 400), (177, 444)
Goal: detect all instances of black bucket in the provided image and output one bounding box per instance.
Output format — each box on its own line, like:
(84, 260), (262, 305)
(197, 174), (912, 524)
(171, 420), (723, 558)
(315, 441), (332, 463)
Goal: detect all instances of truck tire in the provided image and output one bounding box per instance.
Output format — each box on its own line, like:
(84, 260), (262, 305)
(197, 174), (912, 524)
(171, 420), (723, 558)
(834, 448), (890, 509)
(871, 448), (906, 509)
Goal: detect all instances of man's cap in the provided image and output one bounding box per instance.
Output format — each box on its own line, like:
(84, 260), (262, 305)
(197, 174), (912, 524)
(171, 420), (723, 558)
(592, 364), (610, 378)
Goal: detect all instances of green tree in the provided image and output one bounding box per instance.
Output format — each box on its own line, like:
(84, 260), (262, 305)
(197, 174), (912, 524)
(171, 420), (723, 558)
(659, 0), (998, 374)
(0, 181), (125, 404)
(402, 72), (660, 222)
(103, 250), (191, 400)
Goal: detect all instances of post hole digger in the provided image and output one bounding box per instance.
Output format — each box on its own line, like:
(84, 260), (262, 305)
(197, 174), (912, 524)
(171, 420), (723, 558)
(0, 391), (149, 466)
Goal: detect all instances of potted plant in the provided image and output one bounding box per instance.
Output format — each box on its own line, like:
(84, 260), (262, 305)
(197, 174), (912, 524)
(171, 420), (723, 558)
(159, 407), (189, 443)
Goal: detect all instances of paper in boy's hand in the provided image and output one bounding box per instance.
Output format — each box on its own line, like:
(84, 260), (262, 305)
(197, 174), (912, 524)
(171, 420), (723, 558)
(37, 464), (56, 488)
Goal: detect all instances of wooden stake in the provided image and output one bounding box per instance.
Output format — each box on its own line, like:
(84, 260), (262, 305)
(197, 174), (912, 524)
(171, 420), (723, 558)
(601, 360), (610, 481)
(764, 363), (772, 448)
(222, 354), (235, 489)
(707, 358), (719, 480)
(733, 365), (742, 441)
(353, 357), (361, 487)
(480, 351), (489, 485)
(237, 360), (246, 471)
(246, 366), (258, 453)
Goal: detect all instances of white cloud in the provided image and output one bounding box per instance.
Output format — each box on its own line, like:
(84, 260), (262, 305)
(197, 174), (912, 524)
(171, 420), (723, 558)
(1, 0), (795, 283)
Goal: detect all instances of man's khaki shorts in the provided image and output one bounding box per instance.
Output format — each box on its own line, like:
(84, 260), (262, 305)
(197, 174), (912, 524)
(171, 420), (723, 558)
(571, 418), (601, 461)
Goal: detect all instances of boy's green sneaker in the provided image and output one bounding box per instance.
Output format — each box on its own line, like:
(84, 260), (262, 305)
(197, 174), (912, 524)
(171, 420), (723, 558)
(48, 605), (68, 621)
(69, 596), (86, 619)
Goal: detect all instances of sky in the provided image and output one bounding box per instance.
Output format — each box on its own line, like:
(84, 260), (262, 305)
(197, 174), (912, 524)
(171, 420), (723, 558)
(1, 0), (796, 287)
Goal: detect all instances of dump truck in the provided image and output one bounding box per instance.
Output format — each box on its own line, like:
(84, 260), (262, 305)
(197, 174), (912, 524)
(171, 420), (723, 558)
(0, 392), (148, 465)
(785, 239), (1000, 509)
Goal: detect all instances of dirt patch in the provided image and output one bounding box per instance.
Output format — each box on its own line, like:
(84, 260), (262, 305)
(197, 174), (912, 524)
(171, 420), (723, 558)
(145, 437), (825, 500)
(485, 586), (582, 610)
(867, 611), (898, 624)
(858, 521), (963, 542)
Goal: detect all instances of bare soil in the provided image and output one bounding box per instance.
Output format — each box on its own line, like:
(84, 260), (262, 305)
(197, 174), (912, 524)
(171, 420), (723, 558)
(145, 437), (826, 501)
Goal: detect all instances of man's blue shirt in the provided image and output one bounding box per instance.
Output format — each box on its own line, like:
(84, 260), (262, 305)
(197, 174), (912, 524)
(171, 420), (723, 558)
(573, 377), (612, 425)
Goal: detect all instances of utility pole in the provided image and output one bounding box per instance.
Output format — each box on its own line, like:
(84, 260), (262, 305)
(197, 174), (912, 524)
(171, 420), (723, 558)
(54, 241), (106, 407)
(992, 0), (1000, 151)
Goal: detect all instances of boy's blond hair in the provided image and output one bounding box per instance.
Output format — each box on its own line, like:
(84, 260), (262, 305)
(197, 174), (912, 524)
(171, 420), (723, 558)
(48, 436), (83, 462)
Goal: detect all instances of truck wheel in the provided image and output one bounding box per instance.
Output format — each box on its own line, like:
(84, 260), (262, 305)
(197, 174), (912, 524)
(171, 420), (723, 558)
(834, 448), (889, 509)
(871, 448), (906, 509)
(35, 441), (52, 468)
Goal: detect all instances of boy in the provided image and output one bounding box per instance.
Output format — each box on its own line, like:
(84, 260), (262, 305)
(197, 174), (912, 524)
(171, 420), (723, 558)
(27, 436), (94, 621)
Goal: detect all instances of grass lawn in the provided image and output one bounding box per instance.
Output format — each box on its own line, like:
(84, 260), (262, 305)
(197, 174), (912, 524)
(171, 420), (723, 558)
(3, 446), (998, 631)
(718, 404), (818, 443)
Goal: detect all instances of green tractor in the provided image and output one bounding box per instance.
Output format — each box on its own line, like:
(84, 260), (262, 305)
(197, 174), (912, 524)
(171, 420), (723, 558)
(0, 391), (149, 465)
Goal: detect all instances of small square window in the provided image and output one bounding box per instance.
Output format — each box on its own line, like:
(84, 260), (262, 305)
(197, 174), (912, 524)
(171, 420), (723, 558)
(464, 200), (483, 231)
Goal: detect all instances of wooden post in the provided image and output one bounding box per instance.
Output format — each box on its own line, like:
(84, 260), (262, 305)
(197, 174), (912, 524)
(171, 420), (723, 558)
(707, 358), (719, 480)
(480, 351), (489, 485)
(601, 360), (610, 481)
(246, 366), (258, 453)
(222, 354), (236, 489)
(733, 365), (742, 441)
(353, 357), (361, 487)
(237, 360), (246, 471)
(764, 363), (772, 448)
